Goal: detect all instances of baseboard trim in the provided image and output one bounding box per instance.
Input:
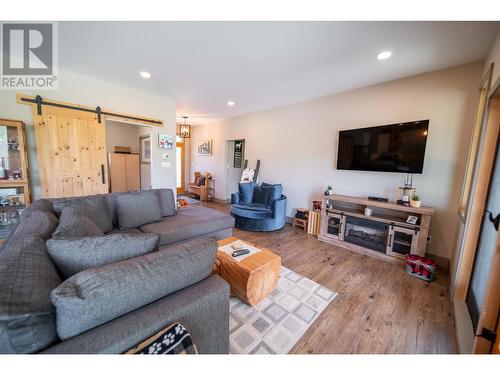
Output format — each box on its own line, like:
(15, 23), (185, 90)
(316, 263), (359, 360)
(213, 198), (231, 204)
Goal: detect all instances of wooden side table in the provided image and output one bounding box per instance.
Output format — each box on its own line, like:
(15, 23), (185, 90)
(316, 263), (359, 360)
(292, 208), (309, 232)
(215, 237), (281, 306)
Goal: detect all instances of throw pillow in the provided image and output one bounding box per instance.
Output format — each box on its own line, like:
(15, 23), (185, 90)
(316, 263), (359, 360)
(238, 182), (255, 204)
(51, 238), (218, 340)
(47, 233), (160, 278)
(252, 185), (272, 206)
(10, 209), (58, 242)
(0, 236), (61, 353)
(52, 195), (113, 233)
(115, 190), (162, 229)
(157, 188), (176, 217)
(52, 206), (104, 238)
(196, 176), (206, 187)
(261, 182), (283, 206)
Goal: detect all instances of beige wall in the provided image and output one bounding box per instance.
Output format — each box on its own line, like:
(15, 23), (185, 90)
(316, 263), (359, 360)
(0, 68), (176, 199)
(191, 62), (483, 259)
(484, 31), (500, 85)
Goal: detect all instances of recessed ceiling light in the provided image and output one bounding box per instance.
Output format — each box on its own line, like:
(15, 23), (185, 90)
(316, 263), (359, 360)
(227, 101), (235, 107)
(376, 51), (392, 60)
(140, 71), (151, 79)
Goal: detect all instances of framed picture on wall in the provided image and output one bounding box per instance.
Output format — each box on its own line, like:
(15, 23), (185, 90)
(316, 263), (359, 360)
(140, 135), (151, 164)
(198, 140), (212, 156)
(158, 134), (174, 150)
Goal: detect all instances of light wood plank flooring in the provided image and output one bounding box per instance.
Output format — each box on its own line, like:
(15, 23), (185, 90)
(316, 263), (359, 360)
(203, 201), (458, 354)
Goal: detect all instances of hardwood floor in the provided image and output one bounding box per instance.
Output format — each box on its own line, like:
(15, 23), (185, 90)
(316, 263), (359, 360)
(204, 201), (458, 354)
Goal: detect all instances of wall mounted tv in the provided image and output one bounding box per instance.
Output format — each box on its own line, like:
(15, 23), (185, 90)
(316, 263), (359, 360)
(337, 120), (429, 174)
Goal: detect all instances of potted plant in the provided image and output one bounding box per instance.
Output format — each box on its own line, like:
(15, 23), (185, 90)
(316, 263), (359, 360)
(410, 195), (422, 208)
(324, 185), (334, 196)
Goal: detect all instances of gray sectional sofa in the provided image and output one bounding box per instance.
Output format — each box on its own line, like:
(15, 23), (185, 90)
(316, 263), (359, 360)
(0, 189), (234, 354)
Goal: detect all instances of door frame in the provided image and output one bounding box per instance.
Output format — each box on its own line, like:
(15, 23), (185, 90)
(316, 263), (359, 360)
(176, 142), (185, 194)
(454, 74), (500, 353)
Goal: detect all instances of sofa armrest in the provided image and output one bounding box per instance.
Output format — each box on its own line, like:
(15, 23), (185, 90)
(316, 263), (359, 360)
(43, 276), (229, 354)
(50, 238), (218, 340)
(272, 195), (287, 219)
(231, 192), (240, 204)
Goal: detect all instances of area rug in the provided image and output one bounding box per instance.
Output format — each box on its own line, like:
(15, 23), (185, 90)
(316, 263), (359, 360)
(229, 266), (337, 354)
(177, 194), (201, 206)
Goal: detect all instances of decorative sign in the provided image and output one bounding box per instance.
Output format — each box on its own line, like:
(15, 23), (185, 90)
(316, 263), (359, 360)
(234, 140), (243, 168)
(158, 134), (174, 150)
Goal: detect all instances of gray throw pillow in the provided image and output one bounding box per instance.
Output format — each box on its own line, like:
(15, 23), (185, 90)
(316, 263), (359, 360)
(157, 188), (176, 217)
(47, 233), (160, 278)
(51, 237), (218, 339)
(52, 206), (104, 238)
(52, 195), (113, 233)
(115, 190), (162, 229)
(10, 208), (58, 242)
(0, 236), (61, 353)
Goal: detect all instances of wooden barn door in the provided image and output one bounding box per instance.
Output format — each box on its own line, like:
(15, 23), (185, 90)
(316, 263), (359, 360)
(32, 106), (109, 198)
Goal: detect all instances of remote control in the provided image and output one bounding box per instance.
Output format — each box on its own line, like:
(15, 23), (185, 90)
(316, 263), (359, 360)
(232, 249), (250, 257)
(368, 196), (389, 202)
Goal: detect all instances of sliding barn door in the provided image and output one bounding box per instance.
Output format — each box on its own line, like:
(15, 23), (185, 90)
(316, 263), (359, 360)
(32, 106), (109, 198)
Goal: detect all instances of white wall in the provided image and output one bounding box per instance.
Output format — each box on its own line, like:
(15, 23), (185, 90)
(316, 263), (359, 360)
(0, 68), (176, 199)
(105, 120), (142, 154)
(190, 62), (483, 259)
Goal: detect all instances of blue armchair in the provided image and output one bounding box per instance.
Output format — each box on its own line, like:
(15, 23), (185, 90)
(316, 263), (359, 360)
(230, 182), (287, 231)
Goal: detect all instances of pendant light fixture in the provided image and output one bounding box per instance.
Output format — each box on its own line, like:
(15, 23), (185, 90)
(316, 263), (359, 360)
(179, 116), (191, 139)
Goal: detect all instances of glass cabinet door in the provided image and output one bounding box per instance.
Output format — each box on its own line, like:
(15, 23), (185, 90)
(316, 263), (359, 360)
(0, 122), (25, 182)
(0, 186), (26, 239)
(326, 213), (345, 240)
(387, 225), (419, 258)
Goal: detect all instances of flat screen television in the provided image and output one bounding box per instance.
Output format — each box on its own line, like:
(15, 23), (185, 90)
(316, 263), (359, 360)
(337, 120), (429, 174)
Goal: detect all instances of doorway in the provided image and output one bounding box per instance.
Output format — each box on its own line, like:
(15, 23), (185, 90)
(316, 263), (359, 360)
(225, 139), (245, 200)
(176, 141), (185, 194)
(454, 81), (500, 354)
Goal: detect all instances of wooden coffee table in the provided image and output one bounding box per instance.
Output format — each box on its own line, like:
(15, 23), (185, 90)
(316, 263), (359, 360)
(214, 237), (281, 306)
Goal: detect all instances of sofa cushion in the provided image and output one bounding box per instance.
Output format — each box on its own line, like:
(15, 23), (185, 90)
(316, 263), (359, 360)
(51, 237), (218, 340)
(231, 203), (273, 220)
(106, 227), (144, 235)
(116, 190), (162, 229)
(52, 195), (113, 233)
(0, 236), (61, 353)
(238, 182), (255, 204)
(252, 185), (272, 206)
(139, 205), (235, 246)
(10, 208), (58, 242)
(157, 188), (176, 217)
(261, 182), (283, 202)
(46, 233), (160, 278)
(52, 206), (104, 238)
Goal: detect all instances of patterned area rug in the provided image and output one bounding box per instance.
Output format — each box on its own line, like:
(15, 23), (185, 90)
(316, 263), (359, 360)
(229, 266), (337, 354)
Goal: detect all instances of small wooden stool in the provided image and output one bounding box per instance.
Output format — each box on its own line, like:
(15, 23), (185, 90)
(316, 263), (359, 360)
(292, 208), (309, 232)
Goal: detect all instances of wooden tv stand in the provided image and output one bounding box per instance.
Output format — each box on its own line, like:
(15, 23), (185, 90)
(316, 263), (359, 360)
(318, 194), (435, 264)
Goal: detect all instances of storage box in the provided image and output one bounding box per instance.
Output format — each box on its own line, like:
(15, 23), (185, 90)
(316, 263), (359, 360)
(405, 254), (437, 281)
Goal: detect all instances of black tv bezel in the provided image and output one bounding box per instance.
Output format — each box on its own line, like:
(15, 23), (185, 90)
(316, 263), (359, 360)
(336, 120), (429, 174)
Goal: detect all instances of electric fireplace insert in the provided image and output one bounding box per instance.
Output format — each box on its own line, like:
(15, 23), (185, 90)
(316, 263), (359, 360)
(344, 216), (388, 253)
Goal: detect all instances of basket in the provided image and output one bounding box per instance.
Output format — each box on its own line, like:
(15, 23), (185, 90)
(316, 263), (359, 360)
(405, 254), (436, 282)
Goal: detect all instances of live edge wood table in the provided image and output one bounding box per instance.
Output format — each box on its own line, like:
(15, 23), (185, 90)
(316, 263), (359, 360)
(214, 237), (281, 306)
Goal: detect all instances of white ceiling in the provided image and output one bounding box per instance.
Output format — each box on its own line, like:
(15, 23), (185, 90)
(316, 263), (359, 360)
(59, 21), (499, 123)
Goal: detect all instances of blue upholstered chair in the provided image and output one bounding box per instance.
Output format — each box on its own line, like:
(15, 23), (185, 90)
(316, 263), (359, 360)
(230, 182), (287, 231)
